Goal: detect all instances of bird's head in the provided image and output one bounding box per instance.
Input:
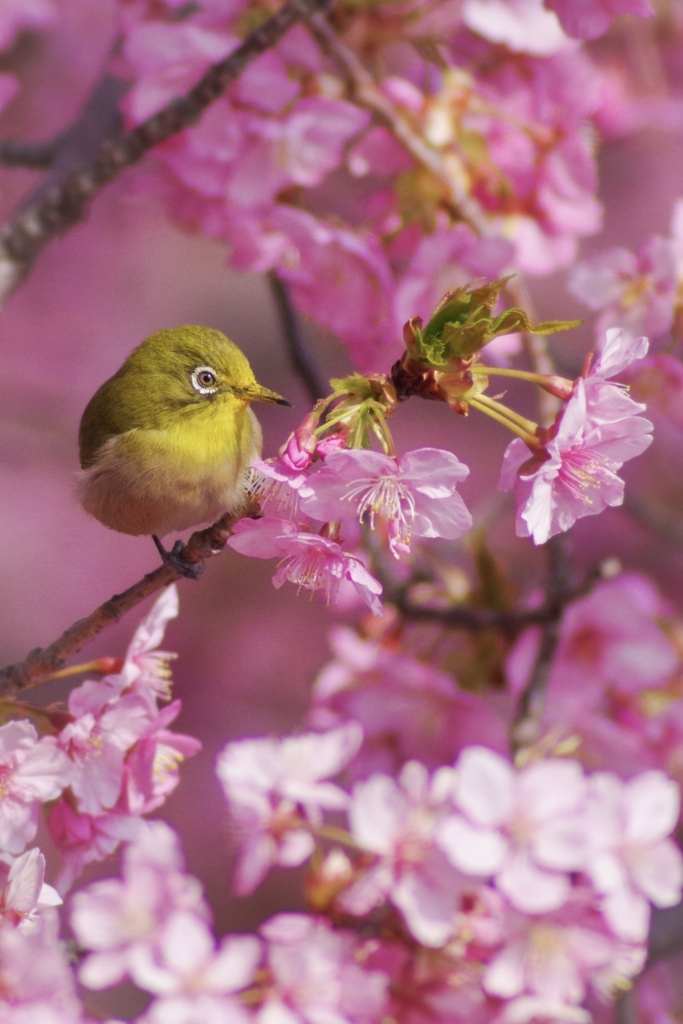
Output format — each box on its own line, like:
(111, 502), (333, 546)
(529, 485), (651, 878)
(124, 325), (291, 417)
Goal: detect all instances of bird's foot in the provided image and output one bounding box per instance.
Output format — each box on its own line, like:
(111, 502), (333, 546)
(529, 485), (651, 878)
(152, 535), (205, 580)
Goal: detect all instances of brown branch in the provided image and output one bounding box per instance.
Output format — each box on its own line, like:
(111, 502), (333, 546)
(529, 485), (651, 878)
(390, 558), (608, 634)
(269, 271), (328, 402)
(510, 533), (573, 756)
(624, 491), (683, 547)
(20, 77), (128, 204)
(0, 499), (259, 697)
(0, 139), (61, 169)
(0, 0), (334, 300)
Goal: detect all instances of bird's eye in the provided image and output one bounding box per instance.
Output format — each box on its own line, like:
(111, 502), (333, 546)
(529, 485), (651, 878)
(191, 366), (218, 395)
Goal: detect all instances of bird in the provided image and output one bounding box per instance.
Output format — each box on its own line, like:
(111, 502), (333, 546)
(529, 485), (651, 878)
(78, 325), (290, 568)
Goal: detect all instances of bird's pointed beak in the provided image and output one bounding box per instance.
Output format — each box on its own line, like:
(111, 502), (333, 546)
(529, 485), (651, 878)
(244, 384), (292, 407)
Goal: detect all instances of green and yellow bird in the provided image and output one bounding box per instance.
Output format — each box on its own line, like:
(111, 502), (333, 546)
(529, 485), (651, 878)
(78, 325), (290, 546)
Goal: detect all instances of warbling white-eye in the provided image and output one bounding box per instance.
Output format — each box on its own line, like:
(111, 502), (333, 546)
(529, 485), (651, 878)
(78, 325), (290, 569)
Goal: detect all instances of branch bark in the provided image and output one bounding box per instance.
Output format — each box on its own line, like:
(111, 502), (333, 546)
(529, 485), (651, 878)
(510, 533), (574, 756)
(269, 272), (328, 402)
(0, 499), (259, 697)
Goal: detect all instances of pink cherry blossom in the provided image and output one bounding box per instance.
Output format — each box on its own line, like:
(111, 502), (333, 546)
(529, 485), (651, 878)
(120, 700), (202, 815)
(112, 583), (179, 705)
(0, 911), (83, 1020)
(273, 207), (399, 373)
(126, 911), (260, 1000)
(256, 97), (370, 188)
(628, 353), (683, 430)
(585, 771), (683, 942)
(507, 572), (677, 716)
(138, 994), (254, 1024)
(500, 365), (652, 544)
(545, 0), (653, 40)
(250, 455), (312, 517)
(0, 721), (72, 856)
(219, 786), (316, 898)
(441, 747), (589, 913)
(48, 801), (141, 894)
(122, 21), (234, 124)
(588, 325), (651, 381)
(228, 517), (383, 614)
(463, 0), (570, 56)
(0, 848), (60, 930)
(569, 236), (677, 341)
(258, 913), (390, 1024)
(309, 626), (507, 776)
(482, 895), (636, 1014)
(59, 684), (152, 815)
(299, 447), (472, 558)
(445, 41), (603, 274)
(504, 571), (683, 778)
(344, 761), (470, 947)
(217, 725), (361, 817)
(216, 725), (361, 895)
(71, 820), (208, 990)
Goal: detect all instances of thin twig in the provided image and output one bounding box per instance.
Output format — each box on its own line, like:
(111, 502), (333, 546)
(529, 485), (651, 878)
(390, 559), (606, 634)
(510, 533), (573, 756)
(0, 139), (61, 169)
(269, 271), (328, 402)
(624, 491), (683, 547)
(0, 0), (334, 300)
(22, 77), (128, 206)
(0, 499), (259, 697)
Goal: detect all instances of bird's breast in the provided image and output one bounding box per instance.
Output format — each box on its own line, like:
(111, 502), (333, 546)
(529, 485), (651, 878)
(78, 401), (263, 536)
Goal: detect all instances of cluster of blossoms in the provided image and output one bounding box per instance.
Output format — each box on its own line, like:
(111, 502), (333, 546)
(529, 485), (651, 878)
(0, 587), (203, 1021)
(569, 198), (683, 430)
(228, 305), (653, 611)
(0, 585), (199, 900)
(34, 708), (679, 1024)
(2, 572), (683, 1022)
(209, 731), (683, 1023)
(113, 0), (655, 370)
(309, 568), (683, 788)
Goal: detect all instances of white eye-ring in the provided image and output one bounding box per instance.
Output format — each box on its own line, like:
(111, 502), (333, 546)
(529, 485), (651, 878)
(191, 366), (218, 395)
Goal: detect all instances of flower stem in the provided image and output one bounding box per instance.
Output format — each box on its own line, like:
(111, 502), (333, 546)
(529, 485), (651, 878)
(472, 364), (574, 400)
(468, 393), (543, 447)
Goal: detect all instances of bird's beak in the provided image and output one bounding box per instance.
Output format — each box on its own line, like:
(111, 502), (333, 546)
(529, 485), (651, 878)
(244, 384), (292, 407)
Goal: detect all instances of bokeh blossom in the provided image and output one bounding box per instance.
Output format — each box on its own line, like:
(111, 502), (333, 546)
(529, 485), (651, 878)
(216, 724), (361, 895)
(546, 0), (653, 40)
(309, 626), (508, 776)
(0, 721), (72, 857)
(569, 235), (678, 342)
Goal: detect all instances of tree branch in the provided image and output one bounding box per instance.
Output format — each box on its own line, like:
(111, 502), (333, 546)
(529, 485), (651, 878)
(510, 533), (574, 755)
(0, 139), (61, 169)
(0, 499), (259, 697)
(269, 271), (328, 402)
(390, 558), (608, 635)
(0, 0), (334, 301)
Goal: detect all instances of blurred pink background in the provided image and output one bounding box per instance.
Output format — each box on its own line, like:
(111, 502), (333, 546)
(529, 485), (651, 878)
(1, 3), (683, 965)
